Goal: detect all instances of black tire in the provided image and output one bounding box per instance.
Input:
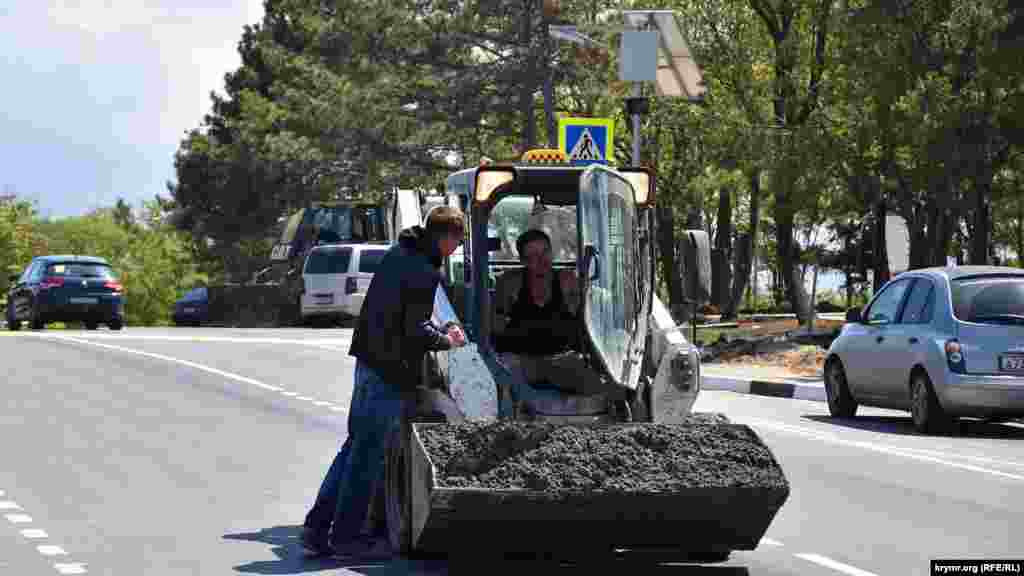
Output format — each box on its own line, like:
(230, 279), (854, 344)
(84, 321), (99, 331)
(385, 425), (411, 556)
(108, 318), (124, 331)
(6, 300), (20, 331)
(824, 357), (857, 418)
(911, 371), (951, 434)
(29, 300), (44, 330)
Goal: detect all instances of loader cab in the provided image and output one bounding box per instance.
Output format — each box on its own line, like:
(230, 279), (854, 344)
(447, 149), (657, 392)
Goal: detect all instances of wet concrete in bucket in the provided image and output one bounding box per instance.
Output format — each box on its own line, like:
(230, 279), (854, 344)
(418, 415), (788, 493)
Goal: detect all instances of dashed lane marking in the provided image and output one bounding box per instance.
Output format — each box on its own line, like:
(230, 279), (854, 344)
(795, 553), (880, 576)
(1, 493), (86, 573)
(760, 537), (784, 547)
(750, 419), (1024, 482)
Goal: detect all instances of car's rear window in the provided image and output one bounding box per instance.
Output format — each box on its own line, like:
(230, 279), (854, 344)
(950, 275), (1024, 324)
(357, 249), (388, 273)
(305, 247), (351, 274)
(47, 263), (116, 279)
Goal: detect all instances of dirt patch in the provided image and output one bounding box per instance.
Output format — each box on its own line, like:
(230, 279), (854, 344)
(715, 344), (828, 376)
(418, 417), (787, 493)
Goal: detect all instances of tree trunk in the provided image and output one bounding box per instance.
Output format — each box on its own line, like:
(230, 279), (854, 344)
(723, 169), (760, 320)
(1017, 192), (1023, 267)
(713, 186), (733, 308)
(872, 197), (889, 293)
(969, 161), (993, 265)
(656, 205), (682, 318)
(519, 0), (536, 150)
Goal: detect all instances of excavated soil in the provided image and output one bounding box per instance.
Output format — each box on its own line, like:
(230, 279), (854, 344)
(417, 416), (787, 493)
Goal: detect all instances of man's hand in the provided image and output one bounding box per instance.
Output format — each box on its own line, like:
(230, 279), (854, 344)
(446, 324), (467, 347)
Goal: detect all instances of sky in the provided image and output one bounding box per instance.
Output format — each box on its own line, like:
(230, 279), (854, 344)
(0, 0), (265, 220)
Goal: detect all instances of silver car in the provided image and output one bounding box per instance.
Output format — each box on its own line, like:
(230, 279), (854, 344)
(825, 266), (1024, 433)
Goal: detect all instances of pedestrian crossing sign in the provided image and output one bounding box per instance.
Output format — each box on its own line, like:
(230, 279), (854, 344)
(558, 117), (614, 166)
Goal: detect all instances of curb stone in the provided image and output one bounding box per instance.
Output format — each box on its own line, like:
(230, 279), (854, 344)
(701, 374), (826, 403)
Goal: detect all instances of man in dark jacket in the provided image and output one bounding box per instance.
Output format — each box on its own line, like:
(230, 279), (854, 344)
(301, 206), (466, 559)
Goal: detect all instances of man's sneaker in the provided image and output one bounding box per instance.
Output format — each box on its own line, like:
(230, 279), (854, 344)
(300, 526), (333, 557)
(331, 536), (394, 561)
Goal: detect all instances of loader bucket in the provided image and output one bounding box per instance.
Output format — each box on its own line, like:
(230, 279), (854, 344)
(386, 419), (790, 559)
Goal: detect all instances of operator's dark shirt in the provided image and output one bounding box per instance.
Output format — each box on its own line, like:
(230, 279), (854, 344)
(494, 274), (580, 356)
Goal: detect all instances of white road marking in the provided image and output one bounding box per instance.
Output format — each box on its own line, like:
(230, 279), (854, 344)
(751, 419), (1024, 482)
(21, 528), (48, 538)
(28, 334), (284, 393)
(313, 401), (330, 407)
(54, 563), (88, 574)
(795, 553), (880, 576)
(0, 501), (23, 510)
(296, 396), (313, 402)
(5, 513), (32, 523)
(330, 406), (345, 412)
(881, 444), (1024, 470)
(281, 392), (299, 397)
(760, 537), (784, 547)
(23, 332), (350, 352)
(37, 545), (67, 556)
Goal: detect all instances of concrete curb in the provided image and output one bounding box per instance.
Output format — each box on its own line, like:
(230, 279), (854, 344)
(702, 373), (826, 403)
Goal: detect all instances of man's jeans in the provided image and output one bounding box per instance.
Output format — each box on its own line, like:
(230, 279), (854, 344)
(304, 360), (408, 543)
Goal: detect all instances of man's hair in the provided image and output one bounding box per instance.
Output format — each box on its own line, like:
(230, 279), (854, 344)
(516, 228), (551, 259)
(425, 205), (466, 239)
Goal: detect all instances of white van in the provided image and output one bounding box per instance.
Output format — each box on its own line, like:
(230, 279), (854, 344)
(300, 243), (389, 322)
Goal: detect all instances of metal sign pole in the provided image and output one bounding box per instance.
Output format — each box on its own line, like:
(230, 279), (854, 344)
(631, 83), (642, 167)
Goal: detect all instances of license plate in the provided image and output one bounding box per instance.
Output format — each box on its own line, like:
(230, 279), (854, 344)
(999, 354), (1024, 372)
(184, 307), (196, 314)
(70, 297), (98, 305)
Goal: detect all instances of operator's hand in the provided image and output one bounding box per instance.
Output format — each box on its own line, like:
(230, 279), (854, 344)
(447, 325), (467, 348)
(558, 269), (579, 294)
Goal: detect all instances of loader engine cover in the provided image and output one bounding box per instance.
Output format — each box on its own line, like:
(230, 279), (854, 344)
(400, 418), (790, 556)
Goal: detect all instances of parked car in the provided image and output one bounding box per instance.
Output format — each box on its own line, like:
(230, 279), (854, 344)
(172, 286), (208, 327)
(825, 266), (1024, 433)
(6, 255), (125, 331)
(300, 243), (389, 324)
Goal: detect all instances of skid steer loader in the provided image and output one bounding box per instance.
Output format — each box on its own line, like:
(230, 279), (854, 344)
(383, 149), (789, 560)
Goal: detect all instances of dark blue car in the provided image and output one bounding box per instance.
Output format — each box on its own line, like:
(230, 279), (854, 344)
(6, 255), (125, 331)
(173, 286), (208, 327)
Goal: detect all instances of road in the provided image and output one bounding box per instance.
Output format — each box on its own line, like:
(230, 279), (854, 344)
(1, 327), (1022, 575)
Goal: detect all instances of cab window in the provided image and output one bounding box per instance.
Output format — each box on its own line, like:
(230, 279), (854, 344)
(487, 196), (576, 262)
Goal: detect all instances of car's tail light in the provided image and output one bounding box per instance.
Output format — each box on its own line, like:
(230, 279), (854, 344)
(345, 277), (358, 295)
(104, 281), (123, 292)
(945, 339), (966, 373)
(39, 276), (64, 290)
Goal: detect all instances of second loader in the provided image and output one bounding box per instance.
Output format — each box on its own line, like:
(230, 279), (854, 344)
(381, 149), (790, 561)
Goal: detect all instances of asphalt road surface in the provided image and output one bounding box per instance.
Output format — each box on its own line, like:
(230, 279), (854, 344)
(2, 326), (1022, 575)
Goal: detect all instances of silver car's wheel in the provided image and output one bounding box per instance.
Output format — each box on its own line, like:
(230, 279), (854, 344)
(911, 371), (950, 434)
(824, 358), (857, 418)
